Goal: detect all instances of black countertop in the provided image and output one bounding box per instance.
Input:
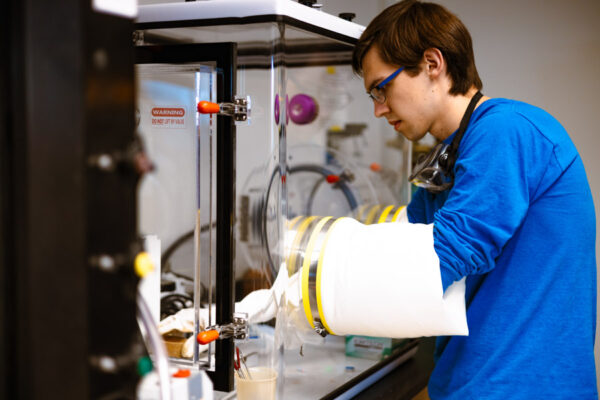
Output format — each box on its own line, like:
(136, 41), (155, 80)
(352, 337), (436, 400)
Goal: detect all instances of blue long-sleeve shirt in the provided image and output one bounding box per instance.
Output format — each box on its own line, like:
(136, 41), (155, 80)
(407, 98), (597, 399)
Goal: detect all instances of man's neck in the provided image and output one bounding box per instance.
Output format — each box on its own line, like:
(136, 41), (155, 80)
(430, 87), (488, 141)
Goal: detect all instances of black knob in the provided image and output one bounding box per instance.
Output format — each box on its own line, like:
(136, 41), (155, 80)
(339, 12), (356, 21)
(298, 0), (316, 6)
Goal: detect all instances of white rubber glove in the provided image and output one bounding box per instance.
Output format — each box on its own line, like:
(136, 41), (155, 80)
(158, 308), (204, 335)
(158, 266), (301, 357)
(158, 308), (209, 358)
(236, 265), (296, 324)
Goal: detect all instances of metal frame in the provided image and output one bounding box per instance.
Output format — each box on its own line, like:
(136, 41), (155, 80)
(135, 14), (359, 45)
(135, 42), (238, 392)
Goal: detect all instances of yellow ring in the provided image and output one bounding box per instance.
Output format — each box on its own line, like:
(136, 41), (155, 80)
(377, 205), (395, 224)
(355, 204), (368, 222)
(315, 217), (347, 336)
(301, 216), (333, 329)
(287, 215), (304, 230)
(391, 205), (406, 222)
(364, 205), (382, 225)
(287, 216), (317, 276)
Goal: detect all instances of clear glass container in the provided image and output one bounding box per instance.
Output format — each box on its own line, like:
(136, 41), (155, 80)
(134, 2), (412, 397)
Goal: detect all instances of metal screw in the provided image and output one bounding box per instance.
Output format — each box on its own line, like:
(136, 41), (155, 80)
(97, 255), (116, 272)
(97, 154), (114, 170)
(88, 153), (116, 171)
(92, 49), (109, 70)
(97, 355), (117, 373)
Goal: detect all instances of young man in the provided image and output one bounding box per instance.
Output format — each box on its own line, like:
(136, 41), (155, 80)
(352, 1), (597, 399)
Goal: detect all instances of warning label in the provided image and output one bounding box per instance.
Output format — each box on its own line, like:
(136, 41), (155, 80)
(150, 107), (186, 129)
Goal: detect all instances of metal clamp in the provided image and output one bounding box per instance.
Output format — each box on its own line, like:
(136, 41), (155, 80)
(214, 314), (249, 341)
(198, 313), (249, 345)
(220, 96), (250, 122)
(197, 96), (251, 124)
(313, 321), (328, 337)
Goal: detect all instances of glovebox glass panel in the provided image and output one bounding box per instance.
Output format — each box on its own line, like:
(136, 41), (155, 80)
(136, 62), (216, 367)
(135, 18), (412, 399)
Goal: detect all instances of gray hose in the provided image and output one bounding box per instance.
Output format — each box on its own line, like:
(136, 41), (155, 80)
(137, 291), (173, 400)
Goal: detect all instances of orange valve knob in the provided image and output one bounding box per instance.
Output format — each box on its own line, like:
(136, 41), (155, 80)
(370, 162), (382, 172)
(197, 329), (220, 345)
(172, 369), (191, 378)
(197, 101), (220, 114)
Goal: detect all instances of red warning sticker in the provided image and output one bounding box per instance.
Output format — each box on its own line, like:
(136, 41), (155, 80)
(151, 107), (186, 128)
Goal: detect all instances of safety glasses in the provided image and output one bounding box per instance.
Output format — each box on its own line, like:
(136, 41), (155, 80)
(368, 66), (404, 104)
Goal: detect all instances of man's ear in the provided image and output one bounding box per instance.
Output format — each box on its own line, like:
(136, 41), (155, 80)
(423, 48), (445, 79)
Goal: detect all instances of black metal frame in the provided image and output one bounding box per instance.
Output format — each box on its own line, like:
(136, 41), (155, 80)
(1, 1), (139, 399)
(135, 42), (238, 392)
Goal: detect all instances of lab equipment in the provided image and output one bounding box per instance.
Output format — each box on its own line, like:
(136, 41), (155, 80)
(135, 0), (414, 397)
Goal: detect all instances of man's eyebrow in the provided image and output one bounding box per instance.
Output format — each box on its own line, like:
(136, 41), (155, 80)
(366, 78), (383, 92)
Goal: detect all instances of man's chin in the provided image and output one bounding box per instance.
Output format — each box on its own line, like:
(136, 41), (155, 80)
(396, 129), (418, 142)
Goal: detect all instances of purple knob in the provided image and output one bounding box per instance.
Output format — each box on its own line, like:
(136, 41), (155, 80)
(274, 94), (280, 124)
(289, 94), (318, 125)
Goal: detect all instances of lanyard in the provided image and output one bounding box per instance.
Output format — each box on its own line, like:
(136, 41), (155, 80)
(442, 91), (484, 177)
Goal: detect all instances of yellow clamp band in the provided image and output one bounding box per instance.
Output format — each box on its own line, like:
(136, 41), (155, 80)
(364, 205), (382, 225)
(391, 205), (407, 222)
(315, 217), (347, 336)
(287, 216), (317, 276)
(287, 215), (304, 230)
(377, 204), (396, 224)
(300, 216), (333, 329)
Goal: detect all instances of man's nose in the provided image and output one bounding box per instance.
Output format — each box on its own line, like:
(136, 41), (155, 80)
(373, 100), (389, 118)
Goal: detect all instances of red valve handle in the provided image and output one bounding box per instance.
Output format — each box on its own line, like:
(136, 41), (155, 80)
(197, 101), (220, 114)
(326, 175), (340, 184)
(197, 329), (220, 345)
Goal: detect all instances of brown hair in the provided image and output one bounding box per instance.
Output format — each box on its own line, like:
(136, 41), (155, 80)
(352, 0), (482, 95)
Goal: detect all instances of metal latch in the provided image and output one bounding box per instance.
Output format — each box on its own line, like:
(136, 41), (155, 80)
(196, 313), (249, 345)
(313, 321), (328, 338)
(197, 96), (251, 124)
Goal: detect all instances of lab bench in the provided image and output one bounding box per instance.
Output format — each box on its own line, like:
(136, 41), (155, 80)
(215, 336), (434, 399)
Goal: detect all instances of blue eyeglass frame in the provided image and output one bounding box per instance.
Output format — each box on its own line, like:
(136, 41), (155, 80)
(369, 66), (405, 103)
